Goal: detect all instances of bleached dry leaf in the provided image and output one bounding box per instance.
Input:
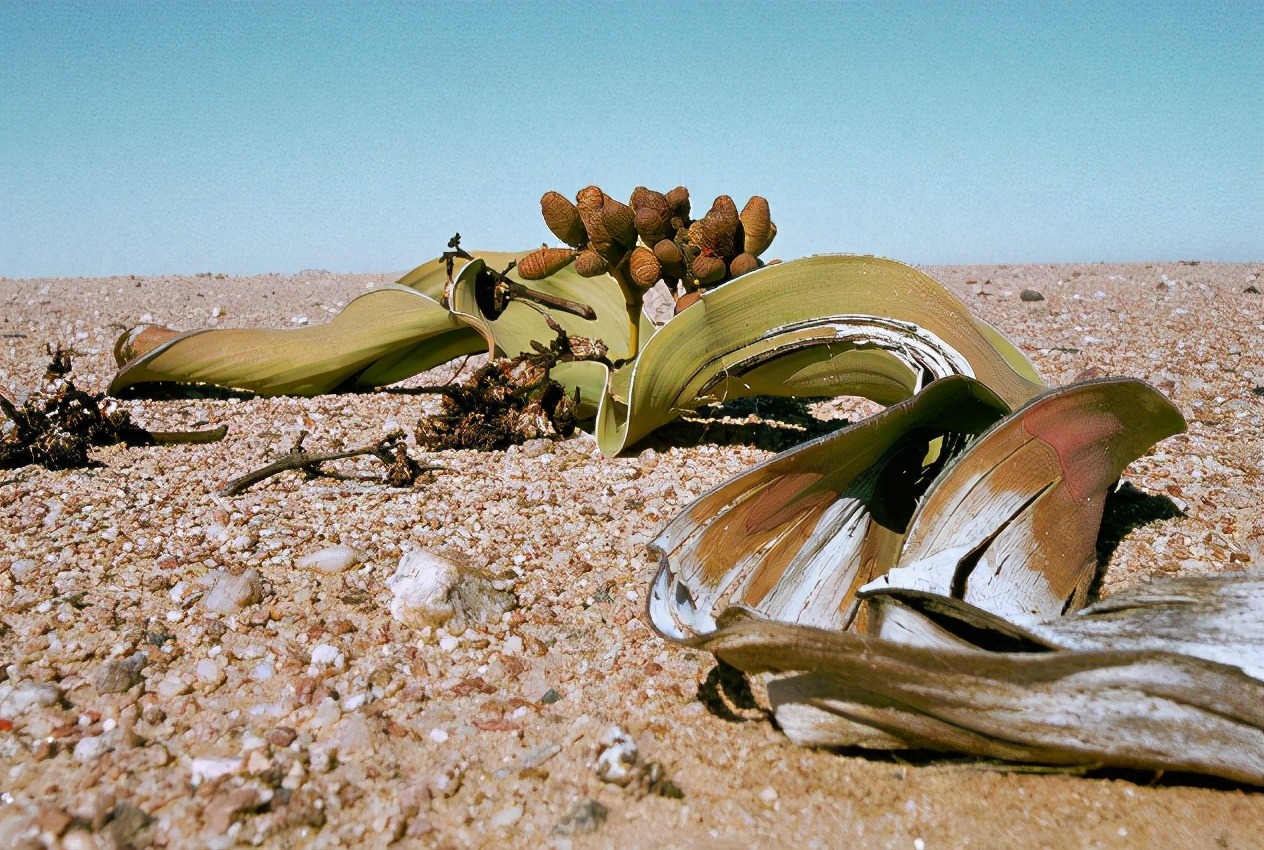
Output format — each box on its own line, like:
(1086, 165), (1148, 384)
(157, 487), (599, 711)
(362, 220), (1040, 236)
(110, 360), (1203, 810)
(647, 376), (1012, 640)
(649, 377), (1185, 639)
(691, 570), (1264, 784)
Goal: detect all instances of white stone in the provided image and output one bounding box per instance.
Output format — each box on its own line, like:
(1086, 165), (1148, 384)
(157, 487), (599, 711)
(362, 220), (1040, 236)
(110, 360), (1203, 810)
(490, 804), (523, 828)
(295, 545), (363, 575)
(388, 550), (459, 628)
(73, 735), (108, 763)
(428, 728), (449, 743)
(309, 644), (345, 669)
(191, 756), (243, 785)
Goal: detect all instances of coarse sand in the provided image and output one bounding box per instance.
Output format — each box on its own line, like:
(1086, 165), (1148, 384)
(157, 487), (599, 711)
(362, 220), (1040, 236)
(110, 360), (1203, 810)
(2, 261), (1263, 848)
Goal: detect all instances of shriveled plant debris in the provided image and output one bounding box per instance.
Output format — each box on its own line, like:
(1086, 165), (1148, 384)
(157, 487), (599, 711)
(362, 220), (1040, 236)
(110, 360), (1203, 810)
(218, 430), (434, 496)
(0, 346), (225, 470)
(414, 320), (605, 451)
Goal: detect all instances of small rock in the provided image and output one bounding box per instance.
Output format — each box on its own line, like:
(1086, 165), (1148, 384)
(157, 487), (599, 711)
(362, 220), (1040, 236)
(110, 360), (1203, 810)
(36, 806), (73, 837)
(107, 802), (153, 849)
(520, 743), (561, 770)
(204, 787), (269, 835)
(73, 735), (109, 763)
(388, 549), (515, 632)
(9, 559), (37, 582)
(266, 726), (298, 748)
(295, 545), (363, 575)
(595, 726), (638, 786)
(154, 674), (191, 700)
(310, 697), (341, 729)
(245, 749), (272, 774)
(190, 756), (243, 785)
(141, 703), (166, 725)
(196, 659), (226, 687)
(94, 651), (148, 694)
(3, 681), (61, 717)
(490, 804), (523, 829)
(552, 799), (608, 836)
(227, 533), (257, 552)
(200, 569), (262, 615)
(309, 644), (345, 670)
(60, 829), (99, 850)
(1019, 289), (1045, 302)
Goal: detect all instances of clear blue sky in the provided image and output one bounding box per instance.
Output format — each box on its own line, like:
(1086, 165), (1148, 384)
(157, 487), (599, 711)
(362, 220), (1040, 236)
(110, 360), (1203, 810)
(2, 1), (1260, 278)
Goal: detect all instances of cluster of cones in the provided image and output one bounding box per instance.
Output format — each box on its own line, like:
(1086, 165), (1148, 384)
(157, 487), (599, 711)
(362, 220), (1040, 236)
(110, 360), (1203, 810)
(516, 186), (778, 355)
(520, 185), (777, 299)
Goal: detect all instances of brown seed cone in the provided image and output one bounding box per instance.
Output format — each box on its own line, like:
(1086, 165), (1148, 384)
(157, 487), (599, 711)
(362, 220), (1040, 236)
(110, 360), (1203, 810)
(740, 196), (775, 256)
(600, 195), (637, 249)
(653, 238), (683, 267)
(691, 254), (727, 286)
(575, 186), (613, 253)
(541, 191), (587, 248)
(573, 249), (609, 278)
(665, 186), (691, 220)
(702, 196), (740, 257)
(631, 187), (672, 246)
(517, 247), (578, 280)
(628, 246), (662, 290)
(686, 220), (712, 253)
(728, 253), (760, 277)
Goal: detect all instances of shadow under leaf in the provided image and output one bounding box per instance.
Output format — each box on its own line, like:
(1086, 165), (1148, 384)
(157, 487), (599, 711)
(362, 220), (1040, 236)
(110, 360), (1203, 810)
(642, 396), (848, 453)
(1091, 480), (1185, 597)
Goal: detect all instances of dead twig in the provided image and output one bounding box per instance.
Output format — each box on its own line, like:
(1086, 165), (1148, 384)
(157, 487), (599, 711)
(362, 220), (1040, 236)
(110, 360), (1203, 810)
(218, 430), (438, 496)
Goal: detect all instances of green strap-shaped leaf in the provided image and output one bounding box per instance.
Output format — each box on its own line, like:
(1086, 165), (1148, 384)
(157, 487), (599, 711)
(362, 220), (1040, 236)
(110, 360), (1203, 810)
(109, 283), (482, 397)
(109, 253), (1043, 457)
(593, 255), (1043, 455)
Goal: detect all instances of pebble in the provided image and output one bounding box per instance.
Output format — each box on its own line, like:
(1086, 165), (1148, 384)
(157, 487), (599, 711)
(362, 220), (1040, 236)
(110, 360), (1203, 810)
(490, 804), (523, 828)
(155, 674), (191, 700)
(8, 559), (37, 582)
(428, 728), (449, 743)
(595, 725), (638, 785)
(200, 569), (262, 615)
(388, 549), (515, 632)
(2, 681), (62, 717)
(190, 756), (243, 785)
(309, 644), (345, 669)
(1020, 289), (1045, 302)
(295, 544), (363, 574)
(311, 697), (341, 728)
(520, 743), (561, 770)
(93, 651), (148, 694)
(196, 659), (226, 686)
(387, 550), (459, 628)
(552, 800), (608, 836)
(265, 726), (298, 748)
(72, 735), (108, 763)
(227, 533), (257, 552)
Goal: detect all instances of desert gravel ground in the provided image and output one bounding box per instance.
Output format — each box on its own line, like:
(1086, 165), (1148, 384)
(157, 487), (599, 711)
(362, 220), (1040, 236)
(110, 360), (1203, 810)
(1, 260), (1262, 849)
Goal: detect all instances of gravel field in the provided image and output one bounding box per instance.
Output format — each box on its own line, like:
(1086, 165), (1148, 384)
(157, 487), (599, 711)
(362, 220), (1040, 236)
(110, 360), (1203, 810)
(2, 260), (1263, 849)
